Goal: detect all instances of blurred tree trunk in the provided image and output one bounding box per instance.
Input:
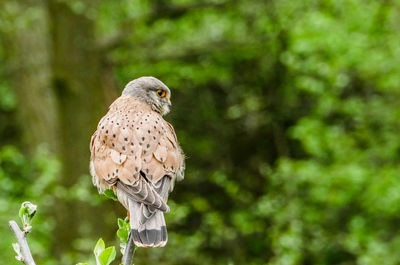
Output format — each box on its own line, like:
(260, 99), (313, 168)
(2, 0), (121, 260)
(0, 0), (59, 153)
(47, 1), (106, 186)
(46, 1), (116, 258)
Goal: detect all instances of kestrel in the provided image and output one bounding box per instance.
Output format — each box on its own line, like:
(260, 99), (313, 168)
(89, 77), (185, 247)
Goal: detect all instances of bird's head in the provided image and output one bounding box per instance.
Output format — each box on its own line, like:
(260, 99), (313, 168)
(122, 76), (172, 116)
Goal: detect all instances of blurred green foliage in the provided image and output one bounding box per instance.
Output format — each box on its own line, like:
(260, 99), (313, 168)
(2, 0), (400, 264)
(0, 146), (60, 265)
(0, 145), (106, 264)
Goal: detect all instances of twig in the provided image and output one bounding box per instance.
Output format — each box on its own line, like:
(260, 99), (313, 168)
(121, 232), (136, 265)
(8, 221), (36, 265)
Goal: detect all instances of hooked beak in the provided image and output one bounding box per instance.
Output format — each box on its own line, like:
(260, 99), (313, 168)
(166, 97), (172, 108)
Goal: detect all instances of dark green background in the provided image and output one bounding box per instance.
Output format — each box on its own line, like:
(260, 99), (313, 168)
(1, 0), (400, 264)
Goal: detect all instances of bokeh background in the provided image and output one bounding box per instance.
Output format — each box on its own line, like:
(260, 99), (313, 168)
(1, 0), (400, 264)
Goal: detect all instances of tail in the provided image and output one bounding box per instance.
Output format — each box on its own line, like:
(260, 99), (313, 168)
(129, 201), (168, 248)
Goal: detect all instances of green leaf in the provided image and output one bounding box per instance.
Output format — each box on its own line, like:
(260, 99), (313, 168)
(103, 189), (118, 201)
(18, 201), (37, 232)
(76, 263), (89, 265)
(119, 242), (126, 255)
(117, 218), (125, 228)
(94, 238), (105, 257)
(117, 227), (129, 243)
(12, 243), (22, 261)
(116, 218), (130, 243)
(12, 243), (21, 255)
(98, 246), (116, 265)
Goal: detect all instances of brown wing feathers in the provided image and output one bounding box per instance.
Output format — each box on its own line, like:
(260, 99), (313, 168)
(90, 96), (184, 209)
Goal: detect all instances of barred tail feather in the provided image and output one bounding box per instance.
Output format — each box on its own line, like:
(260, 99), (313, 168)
(129, 200), (168, 247)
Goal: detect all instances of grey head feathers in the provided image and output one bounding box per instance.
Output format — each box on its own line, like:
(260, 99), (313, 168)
(122, 76), (172, 116)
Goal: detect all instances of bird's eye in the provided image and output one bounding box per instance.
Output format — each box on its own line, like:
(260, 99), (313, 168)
(156, 89), (166, 98)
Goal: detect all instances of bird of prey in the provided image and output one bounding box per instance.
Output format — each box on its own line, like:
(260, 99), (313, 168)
(89, 77), (185, 247)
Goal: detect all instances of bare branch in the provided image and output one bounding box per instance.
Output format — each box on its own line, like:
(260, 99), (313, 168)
(8, 221), (36, 265)
(121, 232), (136, 265)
